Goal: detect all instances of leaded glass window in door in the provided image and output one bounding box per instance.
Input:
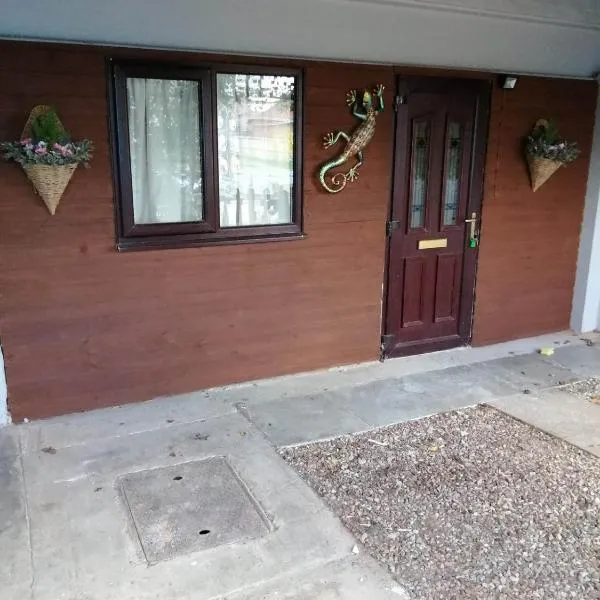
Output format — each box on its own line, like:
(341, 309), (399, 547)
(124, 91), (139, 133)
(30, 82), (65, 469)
(442, 121), (462, 226)
(409, 120), (430, 229)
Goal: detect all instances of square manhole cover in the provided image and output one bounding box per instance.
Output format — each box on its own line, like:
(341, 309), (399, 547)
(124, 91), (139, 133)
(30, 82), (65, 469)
(120, 457), (271, 563)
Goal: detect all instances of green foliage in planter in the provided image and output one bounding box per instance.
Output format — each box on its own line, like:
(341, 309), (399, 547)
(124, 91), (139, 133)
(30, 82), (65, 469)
(30, 109), (70, 146)
(1, 108), (93, 167)
(526, 120), (580, 164)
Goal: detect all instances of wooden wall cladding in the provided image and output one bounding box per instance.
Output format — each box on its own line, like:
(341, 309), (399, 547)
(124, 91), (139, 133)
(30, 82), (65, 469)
(472, 78), (597, 345)
(0, 42), (395, 421)
(0, 42), (596, 420)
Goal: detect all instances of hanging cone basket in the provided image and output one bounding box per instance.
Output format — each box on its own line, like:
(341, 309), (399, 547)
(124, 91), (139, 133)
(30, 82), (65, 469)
(526, 119), (565, 192)
(19, 105), (78, 215)
(21, 163), (77, 215)
(526, 155), (563, 192)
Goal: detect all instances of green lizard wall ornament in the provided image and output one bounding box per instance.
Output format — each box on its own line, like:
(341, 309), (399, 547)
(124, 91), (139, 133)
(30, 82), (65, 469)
(319, 84), (385, 194)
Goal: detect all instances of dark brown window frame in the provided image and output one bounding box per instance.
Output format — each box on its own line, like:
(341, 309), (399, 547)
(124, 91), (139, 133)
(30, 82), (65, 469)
(108, 59), (304, 251)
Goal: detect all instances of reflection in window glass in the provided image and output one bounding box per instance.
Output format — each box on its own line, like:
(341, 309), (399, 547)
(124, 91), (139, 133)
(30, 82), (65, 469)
(443, 121), (462, 226)
(127, 78), (204, 225)
(217, 74), (295, 227)
(409, 120), (430, 229)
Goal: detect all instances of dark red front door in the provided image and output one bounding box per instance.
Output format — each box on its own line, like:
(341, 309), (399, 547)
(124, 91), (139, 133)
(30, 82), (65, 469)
(382, 77), (489, 357)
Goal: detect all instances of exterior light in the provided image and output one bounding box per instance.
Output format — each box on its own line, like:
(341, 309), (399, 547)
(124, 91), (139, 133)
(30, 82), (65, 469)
(499, 75), (518, 89)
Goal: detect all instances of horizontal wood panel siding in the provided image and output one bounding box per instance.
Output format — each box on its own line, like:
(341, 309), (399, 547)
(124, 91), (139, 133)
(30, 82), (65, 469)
(0, 42), (394, 420)
(472, 78), (597, 345)
(0, 41), (596, 420)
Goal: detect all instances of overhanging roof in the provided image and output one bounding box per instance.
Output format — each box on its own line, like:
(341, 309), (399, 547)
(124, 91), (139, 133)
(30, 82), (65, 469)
(1, 0), (599, 78)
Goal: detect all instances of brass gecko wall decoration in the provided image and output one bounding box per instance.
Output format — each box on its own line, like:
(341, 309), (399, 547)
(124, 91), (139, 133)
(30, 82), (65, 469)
(319, 84), (385, 194)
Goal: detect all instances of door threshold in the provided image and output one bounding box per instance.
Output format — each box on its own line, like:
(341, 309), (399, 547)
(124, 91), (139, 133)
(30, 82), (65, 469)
(383, 334), (467, 359)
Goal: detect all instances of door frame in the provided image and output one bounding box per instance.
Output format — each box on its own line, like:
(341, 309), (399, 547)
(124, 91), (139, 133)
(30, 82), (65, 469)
(381, 75), (491, 358)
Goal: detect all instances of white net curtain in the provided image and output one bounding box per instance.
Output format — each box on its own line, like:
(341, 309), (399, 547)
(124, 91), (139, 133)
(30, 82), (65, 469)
(126, 73), (295, 227)
(127, 78), (204, 225)
(216, 73), (294, 227)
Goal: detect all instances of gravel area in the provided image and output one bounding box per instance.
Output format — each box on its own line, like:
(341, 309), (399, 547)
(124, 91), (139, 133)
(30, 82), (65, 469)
(562, 378), (600, 404)
(281, 406), (600, 599)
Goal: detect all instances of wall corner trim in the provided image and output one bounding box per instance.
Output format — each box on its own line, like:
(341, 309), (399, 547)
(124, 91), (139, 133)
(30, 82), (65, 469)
(571, 80), (600, 333)
(0, 345), (10, 426)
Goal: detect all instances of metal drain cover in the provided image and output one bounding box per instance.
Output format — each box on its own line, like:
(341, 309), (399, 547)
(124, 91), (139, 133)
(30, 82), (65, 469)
(120, 457), (270, 562)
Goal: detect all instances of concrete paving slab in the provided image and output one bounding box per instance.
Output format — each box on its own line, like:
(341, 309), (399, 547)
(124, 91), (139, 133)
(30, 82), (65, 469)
(430, 362), (519, 400)
(0, 433), (31, 595)
(20, 411), (259, 485)
(248, 361), (535, 441)
(20, 414), (324, 523)
(20, 478), (357, 600)
(211, 333), (594, 415)
(120, 457), (271, 563)
(20, 418), (327, 535)
(245, 394), (370, 446)
(6, 411), (385, 600)
(482, 353), (580, 392)
(18, 389), (235, 453)
(334, 371), (470, 428)
(288, 364), (514, 431)
(0, 425), (20, 459)
(227, 555), (409, 599)
(489, 389), (600, 455)
(4, 334), (598, 600)
(548, 344), (600, 378)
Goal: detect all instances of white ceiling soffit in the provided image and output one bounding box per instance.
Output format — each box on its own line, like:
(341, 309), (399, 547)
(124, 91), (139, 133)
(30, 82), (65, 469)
(1, 0), (599, 78)
(346, 0), (600, 30)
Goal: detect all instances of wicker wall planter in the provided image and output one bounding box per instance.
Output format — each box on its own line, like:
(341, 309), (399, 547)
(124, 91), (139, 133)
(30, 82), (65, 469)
(525, 119), (579, 193)
(526, 155), (563, 192)
(1, 105), (92, 215)
(21, 106), (76, 215)
(21, 163), (78, 215)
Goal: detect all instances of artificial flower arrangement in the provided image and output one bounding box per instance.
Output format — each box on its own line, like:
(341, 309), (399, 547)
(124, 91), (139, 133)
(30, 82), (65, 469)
(1, 105), (93, 214)
(525, 119), (580, 192)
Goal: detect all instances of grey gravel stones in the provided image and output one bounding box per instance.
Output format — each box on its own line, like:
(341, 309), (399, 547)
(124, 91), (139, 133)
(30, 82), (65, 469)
(281, 406), (600, 599)
(562, 378), (600, 404)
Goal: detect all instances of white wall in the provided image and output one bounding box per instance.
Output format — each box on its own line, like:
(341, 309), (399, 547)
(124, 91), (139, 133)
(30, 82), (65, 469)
(0, 346), (8, 426)
(572, 81), (600, 333)
(0, 0), (599, 77)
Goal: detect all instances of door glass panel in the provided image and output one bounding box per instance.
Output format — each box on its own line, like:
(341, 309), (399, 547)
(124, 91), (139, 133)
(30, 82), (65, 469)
(442, 121), (462, 226)
(409, 120), (430, 229)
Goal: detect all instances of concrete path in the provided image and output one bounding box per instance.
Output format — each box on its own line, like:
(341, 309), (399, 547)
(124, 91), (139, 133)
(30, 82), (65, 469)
(2, 331), (600, 599)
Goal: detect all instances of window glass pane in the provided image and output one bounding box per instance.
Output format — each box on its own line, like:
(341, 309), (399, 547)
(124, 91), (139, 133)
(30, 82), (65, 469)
(409, 120), (430, 229)
(443, 121), (462, 226)
(127, 78), (204, 225)
(217, 73), (295, 227)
